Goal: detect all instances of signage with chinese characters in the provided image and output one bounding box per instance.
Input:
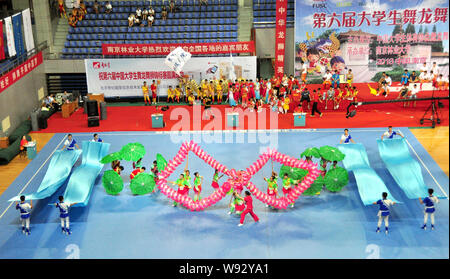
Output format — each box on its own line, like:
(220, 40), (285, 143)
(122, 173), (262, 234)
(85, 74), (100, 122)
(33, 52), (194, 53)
(275, 0), (288, 77)
(0, 51), (43, 94)
(102, 42), (255, 56)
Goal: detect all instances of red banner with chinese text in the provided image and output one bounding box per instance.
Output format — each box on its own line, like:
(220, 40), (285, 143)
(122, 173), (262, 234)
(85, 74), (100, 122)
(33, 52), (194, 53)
(275, 0), (288, 78)
(102, 41), (255, 56)
(0, 51), (43, 94)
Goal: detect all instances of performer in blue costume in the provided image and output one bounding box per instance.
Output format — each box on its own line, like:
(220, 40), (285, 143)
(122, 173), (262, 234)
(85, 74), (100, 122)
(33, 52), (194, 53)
(62, 134), (80, 150)
(373, 192), (396, 234)
(339, 128), (355, 144)
(91, 133), (103, 142)
(419, 188), (439, 230)
(15, 196), (33, 235)
(54, 196), (77, 235)
(381, 126), (404, 140)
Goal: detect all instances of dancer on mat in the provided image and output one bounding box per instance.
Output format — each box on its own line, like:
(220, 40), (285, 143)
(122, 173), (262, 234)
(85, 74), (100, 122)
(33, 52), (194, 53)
(130, 166), (145, 180)
(339, 128), (355, 144)
(381, 126), (404, 140)
(16, 196), (32, 236)
(133, 158), (143, 169)
(419, 188), (439, 230)
(91, 133), (103, 142)
(62, 134), (80, 150)
(373, 192), (396, 234)
(193, 172), (203, 201)
(228, 190), (245, 215)
(264, 173), (279, 208)
(169, 173), (189, 207)
(211, 169), (224, 190)
(142, 81), (150, 105)
(54, 196), (77, 235)
(238, 191), (260, 226)
(282, 173), (297, 208)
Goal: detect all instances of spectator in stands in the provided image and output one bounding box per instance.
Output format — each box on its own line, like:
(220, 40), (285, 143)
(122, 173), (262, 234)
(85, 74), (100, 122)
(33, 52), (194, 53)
(148, 6), (155, 17)
(135, 16), (143, 27)
(58, 0), (67, 18)
(161, 6), (168, 20)
(68, 12), (78, 27)
(93, 0), (100, 14)
(105, 1), (112, 14)
(142, 7), (148, 20)
(199, 0), (208, 6)
(136, 7), (143, 20)
(169, 0), (176, 13)
(80, 0), (87, 15)
(128, 14), (135, 27)
(147, 13), (155, 26)
(73, 0), (80, 9)
(300, 87), (311, 111)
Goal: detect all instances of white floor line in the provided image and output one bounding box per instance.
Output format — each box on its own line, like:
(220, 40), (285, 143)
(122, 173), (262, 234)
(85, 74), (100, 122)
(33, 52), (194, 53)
(0, 135), (67, 220)
(405, 138), (449, 199)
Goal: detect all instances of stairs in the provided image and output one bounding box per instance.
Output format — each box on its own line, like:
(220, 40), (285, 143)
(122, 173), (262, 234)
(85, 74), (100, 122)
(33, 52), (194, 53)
(237, 6), (253, 42)
(51, 17), (70, 59)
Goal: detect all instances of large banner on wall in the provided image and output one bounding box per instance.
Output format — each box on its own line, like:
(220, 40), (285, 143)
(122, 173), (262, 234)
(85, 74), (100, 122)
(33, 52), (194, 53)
(85, 56), (257, 97)
(12, 13), (25, 57)
(295, 0), (449, 82)
(22, 8), (35, 52)
(4, 16), (16, 57)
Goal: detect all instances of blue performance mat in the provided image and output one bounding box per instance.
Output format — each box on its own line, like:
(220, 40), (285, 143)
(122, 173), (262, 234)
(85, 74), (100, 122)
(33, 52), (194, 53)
(0, 128), (447, 259)
(337, 143), (401, 205)
(377, 138), (446, 200)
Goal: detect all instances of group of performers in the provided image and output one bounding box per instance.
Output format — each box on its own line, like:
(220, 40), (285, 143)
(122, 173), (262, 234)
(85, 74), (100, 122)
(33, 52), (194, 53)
(58, 0), (88, 28)
(15, 127), (440, 232)
(143, 74), (360, 116)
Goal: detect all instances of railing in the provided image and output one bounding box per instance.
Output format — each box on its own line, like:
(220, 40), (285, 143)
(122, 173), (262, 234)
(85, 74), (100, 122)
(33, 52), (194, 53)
(0, 41), (49, 77)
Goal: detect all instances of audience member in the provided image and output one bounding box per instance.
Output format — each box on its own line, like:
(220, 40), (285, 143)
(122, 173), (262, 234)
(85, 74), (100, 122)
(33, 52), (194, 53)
(105, 1), (112, 14)
(93, 0), (100, 14)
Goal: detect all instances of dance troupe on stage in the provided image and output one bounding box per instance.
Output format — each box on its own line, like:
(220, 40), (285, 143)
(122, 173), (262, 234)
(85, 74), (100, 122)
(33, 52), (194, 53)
(15, 127), (440, 235)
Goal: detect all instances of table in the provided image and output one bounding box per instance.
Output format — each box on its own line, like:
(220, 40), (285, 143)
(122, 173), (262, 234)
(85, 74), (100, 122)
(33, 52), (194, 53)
(61, 101), (78, 118)
(227, 112), (239, 127)
(88, 93), (105, 103)
(24, 141), (37, 160)
(0, 137), (9, 149)
(293, 113), (306, 127)
(151, 114), (164, 128)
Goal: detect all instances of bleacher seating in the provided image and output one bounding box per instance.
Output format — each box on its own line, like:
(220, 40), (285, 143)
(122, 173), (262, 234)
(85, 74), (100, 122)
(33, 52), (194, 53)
(62, 0), (240, 59)
(252, 0), (295, 28)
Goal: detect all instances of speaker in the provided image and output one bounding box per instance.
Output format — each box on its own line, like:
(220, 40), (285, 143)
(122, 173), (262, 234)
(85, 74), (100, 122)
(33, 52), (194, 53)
(87, 116), (100, 127)
(100, 101), (107, 120)
(86, 100), (99, 116)
(38, 116), (48, 129)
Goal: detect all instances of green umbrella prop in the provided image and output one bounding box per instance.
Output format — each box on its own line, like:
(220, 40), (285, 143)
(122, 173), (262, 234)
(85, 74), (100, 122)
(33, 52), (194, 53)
(130, 173), (156, 195)
(324, 167), (349, 192)
(280, 165), (309, 181)
(120, 143), (146, 162)
(102, 170), (124, 195)
(319, 145), (346, 162)
(300, 147), (321, 159)
(302, 175), (325, 196)
(156, 153), (168, 172)
(100, 151), (123, 164)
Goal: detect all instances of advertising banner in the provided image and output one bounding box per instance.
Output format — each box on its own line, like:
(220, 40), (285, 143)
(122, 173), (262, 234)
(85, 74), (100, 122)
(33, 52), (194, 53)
(102, 41), (256, 56)
(4, 16), (16, 57)
(22, 8), (35, 52)
(295, 0), (449, 82)
(275, 0), (289, 77)
(12, 13), (25, 57)
(85, 56), (257, 97)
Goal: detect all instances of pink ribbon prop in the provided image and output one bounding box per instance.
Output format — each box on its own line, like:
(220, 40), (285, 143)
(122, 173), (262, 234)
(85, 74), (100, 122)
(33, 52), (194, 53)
(156, 142), (320, 211)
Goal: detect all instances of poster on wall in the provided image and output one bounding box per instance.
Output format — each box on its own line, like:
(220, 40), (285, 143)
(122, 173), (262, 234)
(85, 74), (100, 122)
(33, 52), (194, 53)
(85, 56), (257, 97)
(295, 0), (449, 83)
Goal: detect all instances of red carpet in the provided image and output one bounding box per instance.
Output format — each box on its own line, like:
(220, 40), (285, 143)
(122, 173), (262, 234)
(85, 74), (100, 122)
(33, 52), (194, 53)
(35, 83), (449, 133)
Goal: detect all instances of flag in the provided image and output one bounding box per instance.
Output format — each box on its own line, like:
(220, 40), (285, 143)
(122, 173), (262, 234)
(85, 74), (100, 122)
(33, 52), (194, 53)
(12, 13), (25, 57)
(229, 52), (236, 81)
(0, 21), (5, 60)
(22, 8), (35, 53)
(165, 47), (192, 76)
(4, 16), (16, 57)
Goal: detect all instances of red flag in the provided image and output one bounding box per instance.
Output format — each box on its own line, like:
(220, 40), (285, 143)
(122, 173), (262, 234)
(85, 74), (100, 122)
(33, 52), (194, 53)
(0, 21), (5, 60)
